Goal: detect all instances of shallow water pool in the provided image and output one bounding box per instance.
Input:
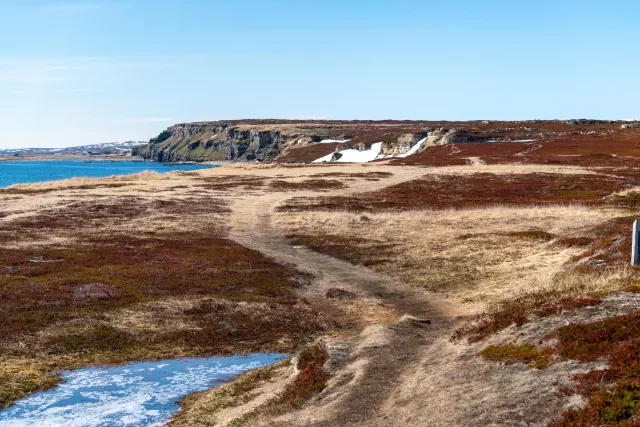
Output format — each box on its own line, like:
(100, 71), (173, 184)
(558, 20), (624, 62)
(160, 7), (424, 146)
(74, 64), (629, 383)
(0, 353), (287, 426)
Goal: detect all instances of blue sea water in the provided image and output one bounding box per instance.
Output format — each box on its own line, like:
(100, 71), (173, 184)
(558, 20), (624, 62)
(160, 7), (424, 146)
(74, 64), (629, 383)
(0, 160), (212, 188)
(0, 353), (288, 426)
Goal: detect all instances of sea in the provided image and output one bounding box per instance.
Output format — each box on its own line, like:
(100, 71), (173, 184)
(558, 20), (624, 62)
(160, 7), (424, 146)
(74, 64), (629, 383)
(0, 160), (212, 188)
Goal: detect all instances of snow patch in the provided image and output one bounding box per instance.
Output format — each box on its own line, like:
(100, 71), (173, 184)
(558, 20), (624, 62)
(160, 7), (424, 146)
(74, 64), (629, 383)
(313, 137), (428, 163)
(313, 142), (383, 163)
(319, 139), (351, 144)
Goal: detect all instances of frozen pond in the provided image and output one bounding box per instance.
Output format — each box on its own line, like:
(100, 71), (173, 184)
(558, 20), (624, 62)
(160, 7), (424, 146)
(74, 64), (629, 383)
(0, 353), (287, 426)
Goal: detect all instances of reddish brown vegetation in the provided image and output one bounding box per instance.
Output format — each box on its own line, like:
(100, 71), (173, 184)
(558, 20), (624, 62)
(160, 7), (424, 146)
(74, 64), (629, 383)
(555, 237), (596, 248)
(276, 143), (340, 163)
(325, 288), (358, 300)
(0, 183), (131, 195)
(453, 296), (603, 343)
(279, 173), (628, 213)
(550, 313), (640, 425)
(274, 344), (330, 409)
(262, 119), (632, 164)
(271, 179), (345, 192)
(506, 230), (557, 242)
(395, 130), (640, 168)
(197, 175), (267, 191)
(0, 197), (229, 245)
(0, 233), (318, 344)
(571, 216), (636, 268)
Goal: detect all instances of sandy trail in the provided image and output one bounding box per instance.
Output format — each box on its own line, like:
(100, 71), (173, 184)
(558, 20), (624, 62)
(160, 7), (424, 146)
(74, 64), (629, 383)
(226, 166), (468, 426)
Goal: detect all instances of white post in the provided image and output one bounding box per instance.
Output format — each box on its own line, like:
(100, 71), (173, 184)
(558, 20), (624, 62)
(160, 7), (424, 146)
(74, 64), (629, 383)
(632, 220), (640, 266)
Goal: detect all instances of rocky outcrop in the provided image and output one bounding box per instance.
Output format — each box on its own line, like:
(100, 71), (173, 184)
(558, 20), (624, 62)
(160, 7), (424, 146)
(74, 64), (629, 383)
(566, 119), (615, 125)
(134, 122), (284, 163)
(622, 122), (640, 129)
(378, 128), (492, 156)
(378, 133), (427, 156)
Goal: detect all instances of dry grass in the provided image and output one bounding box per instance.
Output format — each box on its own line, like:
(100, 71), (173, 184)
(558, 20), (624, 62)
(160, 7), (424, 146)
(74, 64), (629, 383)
(454, 267), (633, 342)
(0, 363), (60, 410)
(275, 206), (624, 305)
(172, 359), (291, 427)
(270, 179), (345, 192)
(279, 172), (626, 213)
(173, 343), (330, 427)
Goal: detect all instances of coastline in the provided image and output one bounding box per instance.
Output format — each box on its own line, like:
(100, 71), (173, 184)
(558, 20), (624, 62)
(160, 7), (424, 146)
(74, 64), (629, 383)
(0, 154), (251, 167)
(0, 154), (139, 162)
(0, 158), (215, 189)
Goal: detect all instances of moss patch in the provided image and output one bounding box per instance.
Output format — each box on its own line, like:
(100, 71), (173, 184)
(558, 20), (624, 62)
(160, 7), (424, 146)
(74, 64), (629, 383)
(479, 343), (551, 369)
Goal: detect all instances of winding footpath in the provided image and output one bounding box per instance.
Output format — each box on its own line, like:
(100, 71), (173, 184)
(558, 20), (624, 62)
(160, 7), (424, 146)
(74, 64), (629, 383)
(226, 167), (465, 426)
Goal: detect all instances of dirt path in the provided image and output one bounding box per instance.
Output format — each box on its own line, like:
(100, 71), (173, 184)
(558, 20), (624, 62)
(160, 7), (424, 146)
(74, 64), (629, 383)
(226, 166), (466, 426)
(229, 167), (433, 313)
(217, 163), (599, 426)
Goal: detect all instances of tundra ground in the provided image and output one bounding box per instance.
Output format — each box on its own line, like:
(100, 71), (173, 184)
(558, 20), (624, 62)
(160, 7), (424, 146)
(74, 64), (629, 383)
(2, 157), (640, 426)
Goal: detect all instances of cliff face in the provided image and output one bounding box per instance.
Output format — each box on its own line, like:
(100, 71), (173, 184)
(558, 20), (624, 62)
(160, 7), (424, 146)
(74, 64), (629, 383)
(134, 121), (449, 163)
(133, 122), (283, 162)
(377, 128), (483, 156)
(134, 119), (606, 163)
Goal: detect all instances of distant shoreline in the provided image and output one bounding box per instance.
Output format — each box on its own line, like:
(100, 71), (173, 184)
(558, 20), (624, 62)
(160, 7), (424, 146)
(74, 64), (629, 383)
(0, 154), (248, 166)
(0, 154), (140, 162)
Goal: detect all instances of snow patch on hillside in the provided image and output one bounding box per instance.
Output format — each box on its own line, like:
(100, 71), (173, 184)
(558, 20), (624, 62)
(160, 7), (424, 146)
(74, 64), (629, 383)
(319, 139), (352, 144)
(314, 142), (383, 163)
(313, 137), (427, 163)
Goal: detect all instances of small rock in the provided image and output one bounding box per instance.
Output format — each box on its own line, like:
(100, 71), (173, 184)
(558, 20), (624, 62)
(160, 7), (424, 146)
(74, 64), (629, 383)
(73, 283), (116, 301)
(358, 215), (372, 223)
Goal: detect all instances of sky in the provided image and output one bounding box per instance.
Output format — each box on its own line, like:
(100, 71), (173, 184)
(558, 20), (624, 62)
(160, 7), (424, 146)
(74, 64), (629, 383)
(1, 0), (639, 149)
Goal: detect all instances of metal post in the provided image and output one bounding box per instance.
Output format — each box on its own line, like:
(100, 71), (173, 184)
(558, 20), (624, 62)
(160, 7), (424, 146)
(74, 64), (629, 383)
(632, 220), (640, 266)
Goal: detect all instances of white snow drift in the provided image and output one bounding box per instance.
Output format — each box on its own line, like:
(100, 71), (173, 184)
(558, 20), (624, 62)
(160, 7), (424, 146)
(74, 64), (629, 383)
(314, 137), (427, 164)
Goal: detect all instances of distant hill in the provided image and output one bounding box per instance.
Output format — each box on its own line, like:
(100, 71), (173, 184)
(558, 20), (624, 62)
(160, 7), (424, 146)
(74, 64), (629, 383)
(0, 141), (146, 157)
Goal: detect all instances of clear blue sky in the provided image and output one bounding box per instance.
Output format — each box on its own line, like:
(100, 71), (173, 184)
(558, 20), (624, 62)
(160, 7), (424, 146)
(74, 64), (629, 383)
(1, 0), (639, 148)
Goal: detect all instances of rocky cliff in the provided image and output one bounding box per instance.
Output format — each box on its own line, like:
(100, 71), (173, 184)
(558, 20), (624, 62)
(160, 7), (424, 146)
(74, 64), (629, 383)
(133, 122), (284, 162)
(377, 128), (491, 156)
(134, 119), (618, 163)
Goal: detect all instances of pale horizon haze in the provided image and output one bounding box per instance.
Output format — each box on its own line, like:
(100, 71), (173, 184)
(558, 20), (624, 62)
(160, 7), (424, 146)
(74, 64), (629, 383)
(1, 0), (639, 149)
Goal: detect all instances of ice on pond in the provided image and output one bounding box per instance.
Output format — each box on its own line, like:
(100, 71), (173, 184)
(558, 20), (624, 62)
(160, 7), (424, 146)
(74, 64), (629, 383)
(0, 353), (287, 427)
